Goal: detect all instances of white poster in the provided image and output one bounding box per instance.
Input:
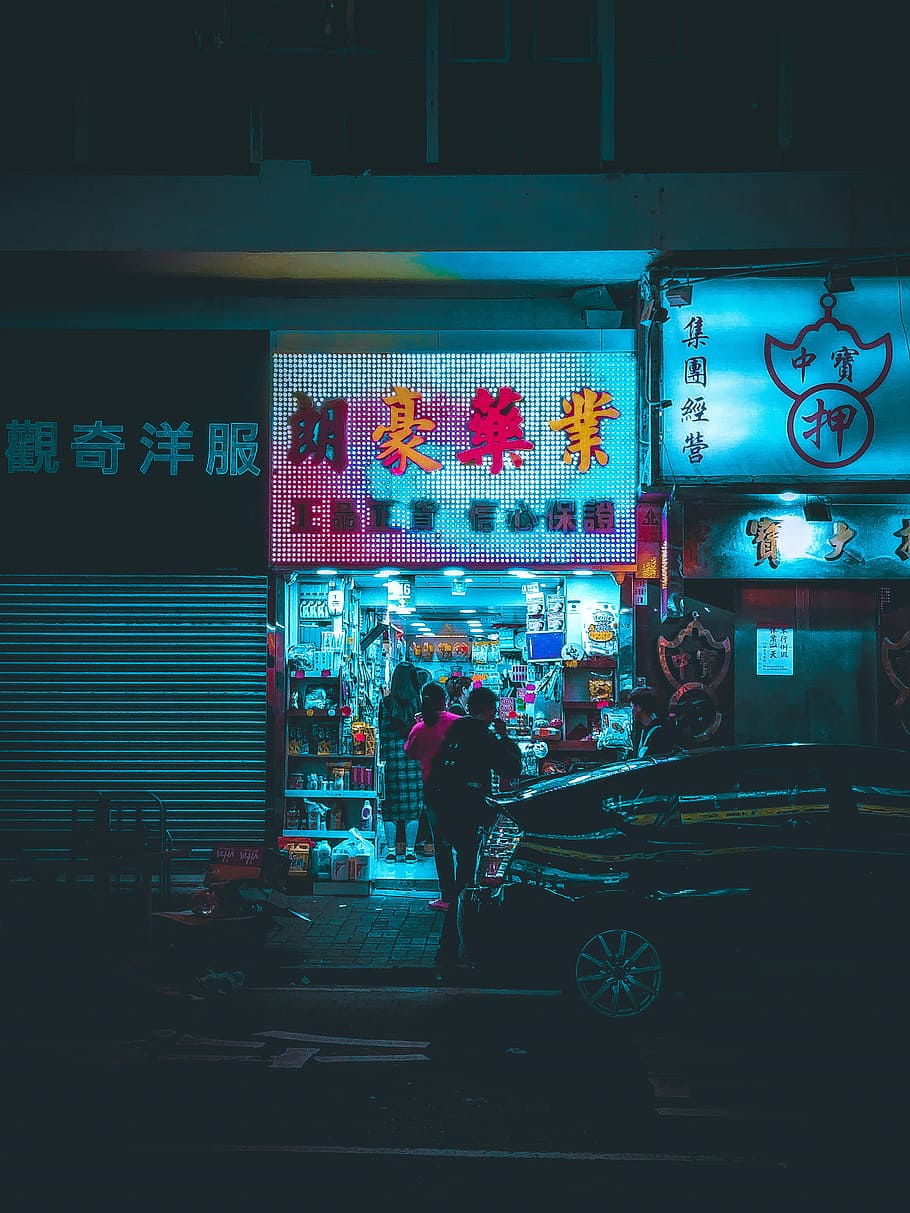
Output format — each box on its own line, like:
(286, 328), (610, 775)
(756, 626), (794, 676)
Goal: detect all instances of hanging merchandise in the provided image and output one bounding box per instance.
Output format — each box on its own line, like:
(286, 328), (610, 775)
(582, 603), (619, 658)
(599, 705), (633, 751)
(587, 674), (614, 703)
(472, 640), (501, 665)
(327, 585), (345, 616)
(299, 585), (332, 623)
(545, 591), (566, 633)
(524, 585), (545, 633)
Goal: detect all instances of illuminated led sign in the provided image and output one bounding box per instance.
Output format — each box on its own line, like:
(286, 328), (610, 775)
(661, 278), (909, 482)
(270, 352), (637, 567)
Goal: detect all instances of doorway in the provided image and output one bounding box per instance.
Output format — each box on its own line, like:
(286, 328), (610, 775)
(735, 584), (877, 745)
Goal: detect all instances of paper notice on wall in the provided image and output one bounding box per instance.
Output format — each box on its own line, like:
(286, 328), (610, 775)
(756, 625), (793, 676)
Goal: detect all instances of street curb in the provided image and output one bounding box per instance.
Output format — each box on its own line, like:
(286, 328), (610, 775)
(256, 965), (557, 991)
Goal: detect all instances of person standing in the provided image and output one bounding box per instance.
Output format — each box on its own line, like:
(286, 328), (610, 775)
(377, 661), (425, 862)
(628, 687), (681, 757)
(404, 682), (460, 910)
(425, 685), (522, 965)
(445, 675), (471, 716)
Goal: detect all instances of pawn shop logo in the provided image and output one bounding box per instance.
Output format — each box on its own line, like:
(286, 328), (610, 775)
(764, 293), (892, 469)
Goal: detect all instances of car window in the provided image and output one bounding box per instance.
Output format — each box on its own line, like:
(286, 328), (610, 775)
(508, 772), (632, 835)
(850, 748), (910, 818)
(676, 752), (830, 824)
(600, 763), (683, 825)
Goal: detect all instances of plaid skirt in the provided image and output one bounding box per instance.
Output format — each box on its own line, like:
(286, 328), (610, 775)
(380, 723), (425, 823)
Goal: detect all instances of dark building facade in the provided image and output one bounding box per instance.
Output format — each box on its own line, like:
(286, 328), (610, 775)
(3, 1), (910, 856)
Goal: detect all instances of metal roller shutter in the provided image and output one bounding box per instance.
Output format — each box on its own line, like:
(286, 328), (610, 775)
(0, 575), (267, 858)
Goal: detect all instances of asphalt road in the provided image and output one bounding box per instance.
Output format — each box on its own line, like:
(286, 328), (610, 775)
(3, 954), (908, 1212)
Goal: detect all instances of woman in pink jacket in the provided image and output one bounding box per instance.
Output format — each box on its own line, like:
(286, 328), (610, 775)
(404, 682), (460, 910)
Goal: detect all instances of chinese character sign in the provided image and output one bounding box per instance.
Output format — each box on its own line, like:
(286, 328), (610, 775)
(270, 352), (637, 567)
(682, 502), (910, 580)
(661, 278), (908, 482)
(0, 330), (268, 573)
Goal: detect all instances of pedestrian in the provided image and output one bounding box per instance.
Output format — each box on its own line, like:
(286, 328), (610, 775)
(377, 661), (425, 862)
(425, 685), (523, 966)
(628, 686), (682, 757)
(445, 674), (471, 716)
(404, 682), (461, 910)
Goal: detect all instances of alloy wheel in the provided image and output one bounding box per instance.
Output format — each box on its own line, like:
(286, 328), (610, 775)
(574, 927), (663, 1018)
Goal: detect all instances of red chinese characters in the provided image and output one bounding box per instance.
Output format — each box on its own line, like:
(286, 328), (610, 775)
(456, 386), (534, 475)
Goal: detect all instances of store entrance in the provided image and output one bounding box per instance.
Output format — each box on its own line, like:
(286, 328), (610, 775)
(278, 568), (625, 891)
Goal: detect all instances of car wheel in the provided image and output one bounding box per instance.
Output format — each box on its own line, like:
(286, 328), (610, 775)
(571, 927), (664, 1019)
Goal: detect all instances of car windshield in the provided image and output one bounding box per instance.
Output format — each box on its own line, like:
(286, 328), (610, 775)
(492, 754), (687, 836)
(488, 744), (896, 837)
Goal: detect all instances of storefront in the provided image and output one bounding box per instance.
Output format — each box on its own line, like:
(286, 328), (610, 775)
(0, 331), (270, 858)
(644, 276), (910, 748)
(267, 341), (641, 885)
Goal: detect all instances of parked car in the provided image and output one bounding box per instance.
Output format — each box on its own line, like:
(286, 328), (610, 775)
(458, 744), (910, 1020)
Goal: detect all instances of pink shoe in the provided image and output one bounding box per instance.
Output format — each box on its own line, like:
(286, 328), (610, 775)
(428, 898), (450, 911)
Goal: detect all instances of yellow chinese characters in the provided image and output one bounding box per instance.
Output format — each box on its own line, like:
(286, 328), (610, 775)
(372, 386), (442, 475)
(549, 388), (619, 472)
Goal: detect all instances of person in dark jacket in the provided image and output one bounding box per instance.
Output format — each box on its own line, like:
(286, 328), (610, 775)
(628, 687), (681, 758)
(426, 685), (522, 965)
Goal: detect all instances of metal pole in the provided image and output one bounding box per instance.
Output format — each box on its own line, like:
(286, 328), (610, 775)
(426, 0), (440, 165)
(597, 0), (616, 167)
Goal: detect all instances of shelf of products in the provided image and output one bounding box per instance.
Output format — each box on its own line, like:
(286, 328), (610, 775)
(285, 790), (377, 800)
(561, 660), (615, 745)
(283, 670), (378, 838)
(279, 829), (365, 840)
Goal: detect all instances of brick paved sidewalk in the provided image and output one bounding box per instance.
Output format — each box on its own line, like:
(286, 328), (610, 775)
(266, 886), (446, 972)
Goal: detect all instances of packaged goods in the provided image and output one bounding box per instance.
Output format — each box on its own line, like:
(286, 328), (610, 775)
(587, 675), (614, 702)
(312, 839), (332, 880)
(330, 829), (374, 881)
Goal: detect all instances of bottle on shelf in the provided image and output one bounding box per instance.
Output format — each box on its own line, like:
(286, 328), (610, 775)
(312, 838), (332, 880)
(361, 799), (373, 833)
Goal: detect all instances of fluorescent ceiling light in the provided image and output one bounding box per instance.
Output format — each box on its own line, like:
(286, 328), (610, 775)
(315, 567), (338, 575)
(375, 567), (401, 578)
(778, 492), (799, 503)
(508, 569), (535, 578)
(571, 569), (594, 576)
(460, 608), (476, 614)
(442, 567), (465, 577)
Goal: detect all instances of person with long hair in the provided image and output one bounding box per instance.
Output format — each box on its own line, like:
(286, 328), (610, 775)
(377, 661), (425, 862)
(445, 675), (470, 716)
(404, 682), (460, 910)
